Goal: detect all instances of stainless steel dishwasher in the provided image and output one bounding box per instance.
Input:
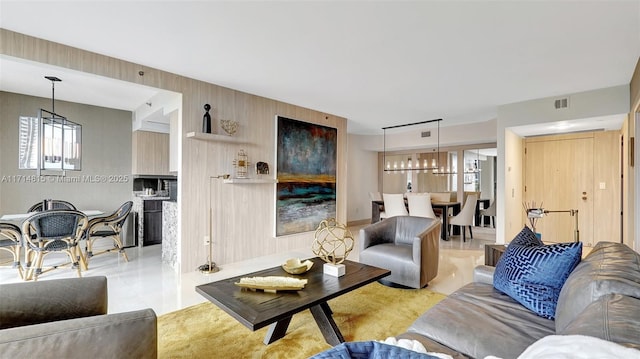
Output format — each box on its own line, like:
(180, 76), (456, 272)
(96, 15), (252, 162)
(121, 211), (138, 247)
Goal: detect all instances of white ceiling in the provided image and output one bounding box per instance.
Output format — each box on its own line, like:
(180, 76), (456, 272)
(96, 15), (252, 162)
(0, 1), (638, 136)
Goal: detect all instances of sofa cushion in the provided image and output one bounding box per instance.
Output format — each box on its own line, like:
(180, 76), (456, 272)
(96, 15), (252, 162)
(0, 309), (157, 358)
(494, 240), (582, 319)
(406, 282), (555, 359)
(555, 241), (640, 333)
(558, 294), (640, 350)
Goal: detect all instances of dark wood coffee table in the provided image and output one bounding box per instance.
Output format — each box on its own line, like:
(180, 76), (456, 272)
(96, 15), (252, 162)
(195, 257), (390, 345)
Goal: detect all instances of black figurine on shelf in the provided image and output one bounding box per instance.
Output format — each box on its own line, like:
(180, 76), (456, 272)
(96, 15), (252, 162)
(202, 104), (212, 133)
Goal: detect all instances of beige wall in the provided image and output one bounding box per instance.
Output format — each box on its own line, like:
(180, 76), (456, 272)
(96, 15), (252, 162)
(630, 58), (640, 250)
(523, 131), (621, 245)
(497, 85), (629, 244)
(0, 29), (347, 272)
(0, 91), (132, 214)
(502, 129), (525, 243)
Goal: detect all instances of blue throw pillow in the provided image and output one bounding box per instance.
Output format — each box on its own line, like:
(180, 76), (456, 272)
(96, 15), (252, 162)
(494, 241), (582, 319)
(310, 341), (441, 359)
(510, 226), (543, 246)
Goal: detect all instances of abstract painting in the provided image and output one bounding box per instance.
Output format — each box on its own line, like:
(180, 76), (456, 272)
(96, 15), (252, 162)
(276, 116), (337, 236)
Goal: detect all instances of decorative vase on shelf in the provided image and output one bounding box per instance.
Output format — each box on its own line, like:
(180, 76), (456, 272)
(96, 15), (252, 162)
(202, 104), (212, 133)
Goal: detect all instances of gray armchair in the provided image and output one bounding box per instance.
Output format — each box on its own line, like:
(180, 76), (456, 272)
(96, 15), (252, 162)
(0, 276), (157, 358)
(359, 216), (441, 289)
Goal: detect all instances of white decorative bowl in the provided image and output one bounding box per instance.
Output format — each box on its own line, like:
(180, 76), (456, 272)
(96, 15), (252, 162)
(282, 258), (313, 274)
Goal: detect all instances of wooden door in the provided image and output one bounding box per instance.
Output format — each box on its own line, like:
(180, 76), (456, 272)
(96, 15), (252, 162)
(524, 136), (593, 244)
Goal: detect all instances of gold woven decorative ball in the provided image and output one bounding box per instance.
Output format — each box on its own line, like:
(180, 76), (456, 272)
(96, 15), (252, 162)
(312, 218), (354, 265)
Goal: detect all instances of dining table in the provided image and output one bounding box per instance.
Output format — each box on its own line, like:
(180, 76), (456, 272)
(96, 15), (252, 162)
(0, 209), (105, 275)
(370, 200), (461, 240)
(0, 209), (104, 222)
(431, 201), (461, 240)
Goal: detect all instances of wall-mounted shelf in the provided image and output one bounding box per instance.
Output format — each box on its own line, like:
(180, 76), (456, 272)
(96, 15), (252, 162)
(223, 178), (278, 184)
(186, 131), (235, 142)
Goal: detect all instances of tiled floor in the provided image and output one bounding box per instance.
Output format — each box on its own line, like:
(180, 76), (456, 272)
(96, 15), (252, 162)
(0, 225), (496, 316)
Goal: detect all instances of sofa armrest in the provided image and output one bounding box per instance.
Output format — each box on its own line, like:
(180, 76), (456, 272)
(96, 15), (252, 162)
(0, 309), (157, 358)
(0, 276), (108, 330)
(473, 265), (495, 285)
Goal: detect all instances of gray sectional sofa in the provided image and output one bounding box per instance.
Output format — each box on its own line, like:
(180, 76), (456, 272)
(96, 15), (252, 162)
(0, 276), (157, 358)
(397, 241), (640, 359)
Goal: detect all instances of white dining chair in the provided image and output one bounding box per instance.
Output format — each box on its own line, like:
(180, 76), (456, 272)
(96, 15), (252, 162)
(407, 193), (438, 219)
(480, 199), (496, 228)
(448, 194), (478, 242)
(369, 192), (386, 219)
(382, 193), (409, 218)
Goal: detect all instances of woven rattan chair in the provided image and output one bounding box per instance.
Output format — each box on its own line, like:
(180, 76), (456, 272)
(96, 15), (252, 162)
(21, 210), (88, 280)
(0, 223), (23, 279)
(84, 201), (132, 267)
(28, 200), (76, 212)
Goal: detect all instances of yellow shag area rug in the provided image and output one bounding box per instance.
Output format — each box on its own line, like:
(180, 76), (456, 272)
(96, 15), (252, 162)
(158, 282), (446, 359)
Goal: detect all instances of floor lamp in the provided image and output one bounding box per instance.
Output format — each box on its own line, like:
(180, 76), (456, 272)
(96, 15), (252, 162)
(526, 208), (580, 242)
(198, 174), (230, 274)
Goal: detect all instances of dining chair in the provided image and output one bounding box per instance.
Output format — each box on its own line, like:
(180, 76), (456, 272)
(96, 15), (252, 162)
(406, 192), (438, 219)
(21, 210), (88, 280)
(27, 199), (76, 212)
(480, 199), (496, 228)
(84, 201), (133, 267)
(382, 193), (409, 218)
(0, 223), (23, 279)
(448, 194), (478, 242)
(369, 192), (386, 219)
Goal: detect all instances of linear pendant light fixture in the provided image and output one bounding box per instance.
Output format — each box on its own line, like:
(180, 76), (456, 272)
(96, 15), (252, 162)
(383, 118), (442, 174)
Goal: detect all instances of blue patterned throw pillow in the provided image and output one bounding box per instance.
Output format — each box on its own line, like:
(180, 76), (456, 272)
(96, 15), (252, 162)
(494, 239), (582, 319)
(509, 226), (543, 246)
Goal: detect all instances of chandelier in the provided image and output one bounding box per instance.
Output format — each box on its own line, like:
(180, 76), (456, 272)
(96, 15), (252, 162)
(382, 118), (442, 174)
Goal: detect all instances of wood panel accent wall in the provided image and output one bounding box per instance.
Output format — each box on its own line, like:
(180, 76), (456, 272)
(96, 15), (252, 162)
(1, 29), (348, 272)
(132, 131), (170, 175)
(628, 58), (639, 249)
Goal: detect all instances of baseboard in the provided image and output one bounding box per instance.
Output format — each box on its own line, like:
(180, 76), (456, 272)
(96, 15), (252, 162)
(347, 218), (371, 227)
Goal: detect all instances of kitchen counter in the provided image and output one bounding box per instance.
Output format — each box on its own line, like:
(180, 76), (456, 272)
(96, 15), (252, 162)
(136, 196), (171, 200)
(162, 201), (178, 271)
(132, 196), (170, 247)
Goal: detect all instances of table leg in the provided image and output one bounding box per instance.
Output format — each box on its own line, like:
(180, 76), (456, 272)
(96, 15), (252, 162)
(263, 316), (292, 345)
(310, 302), (344, 346)
(441, 213), (449, 241)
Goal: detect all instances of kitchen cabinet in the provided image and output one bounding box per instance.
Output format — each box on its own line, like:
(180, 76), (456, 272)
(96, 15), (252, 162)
(132, 130), (169, 175)
(143, 199), (164, 246)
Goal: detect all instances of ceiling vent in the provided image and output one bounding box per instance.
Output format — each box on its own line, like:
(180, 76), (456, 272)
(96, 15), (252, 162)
(554, 97), (569, 109)
(421, 130), (431, 138)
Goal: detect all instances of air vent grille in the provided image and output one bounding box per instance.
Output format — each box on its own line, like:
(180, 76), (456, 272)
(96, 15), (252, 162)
(421, 131), (431, 138)
(554, 97), (569, 109)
